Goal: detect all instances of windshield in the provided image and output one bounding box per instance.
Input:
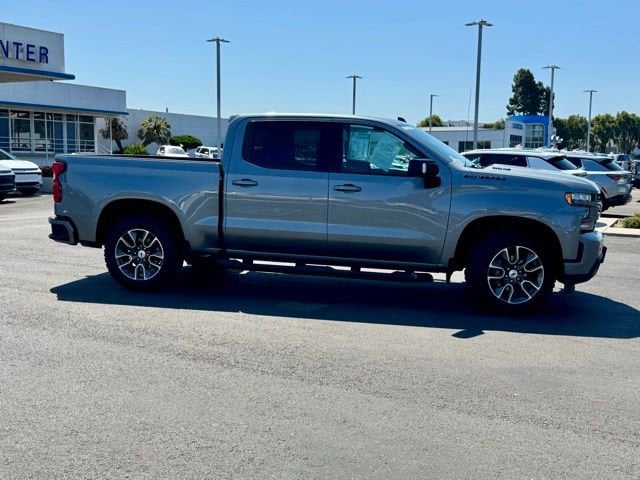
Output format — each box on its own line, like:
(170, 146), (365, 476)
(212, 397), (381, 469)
(400, 124), (476, 167)
(167, 147), (185, 154)
(602, 159), (624, 171)
(0, 149), (15, 160)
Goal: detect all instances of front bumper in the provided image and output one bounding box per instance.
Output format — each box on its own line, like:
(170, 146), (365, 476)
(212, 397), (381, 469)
(563, 231), (606, 285)
(49, 216), (78, 245)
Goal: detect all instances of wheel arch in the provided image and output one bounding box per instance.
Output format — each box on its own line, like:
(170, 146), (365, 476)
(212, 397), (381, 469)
(96, 199), (186, 247)
(453, 216), (563, 278)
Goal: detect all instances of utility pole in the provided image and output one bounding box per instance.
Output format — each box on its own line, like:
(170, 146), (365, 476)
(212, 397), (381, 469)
(465, 19), (493, 149)
(584, 89), (597, 152)
(429, 93), (438, 132)
(346, 75), (362, 115)
(543, 65), (560, 147)
(207, 36), (230, 147)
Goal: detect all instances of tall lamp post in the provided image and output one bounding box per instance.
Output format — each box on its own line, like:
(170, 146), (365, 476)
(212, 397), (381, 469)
(543, 65), (560, 147)
(465, 19), (493, 149)
(429, 93), (439, 132)
(346, 75), (362, 115)
(207, 36), (230, 147)
(584, 89), (597, 152)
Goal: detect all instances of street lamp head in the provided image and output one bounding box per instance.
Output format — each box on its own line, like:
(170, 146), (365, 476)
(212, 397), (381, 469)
(207, 37), (230, 43)
(583, 89), (598, 93)
(346, 74), (362, 79)
(543, 64), (560, 70)
(466, 19), (493, 27)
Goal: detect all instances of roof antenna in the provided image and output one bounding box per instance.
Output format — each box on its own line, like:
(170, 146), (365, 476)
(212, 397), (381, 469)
(397, 116), (407, 123)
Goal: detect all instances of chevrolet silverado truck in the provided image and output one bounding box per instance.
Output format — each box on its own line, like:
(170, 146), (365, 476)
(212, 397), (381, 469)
(49, 114), (606, 312)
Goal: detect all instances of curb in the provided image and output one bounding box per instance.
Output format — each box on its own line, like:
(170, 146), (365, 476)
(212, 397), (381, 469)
(596, 216), (640, 238)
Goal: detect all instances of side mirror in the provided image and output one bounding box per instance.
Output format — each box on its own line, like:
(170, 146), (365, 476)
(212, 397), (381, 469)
(409, 159), (441, 188)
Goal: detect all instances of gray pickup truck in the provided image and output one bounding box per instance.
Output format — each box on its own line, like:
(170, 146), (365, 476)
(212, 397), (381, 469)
(49, 114), (606, 312)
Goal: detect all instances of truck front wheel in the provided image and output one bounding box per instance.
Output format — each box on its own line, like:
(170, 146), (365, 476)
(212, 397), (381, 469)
(104, 216), (183, 290)
(465, 232), (554, 312)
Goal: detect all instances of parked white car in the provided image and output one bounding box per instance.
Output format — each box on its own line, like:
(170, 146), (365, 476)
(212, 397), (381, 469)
(0, 148), (42, 195)
(194, 145), (221, 159)
(155, 145), (189, 157)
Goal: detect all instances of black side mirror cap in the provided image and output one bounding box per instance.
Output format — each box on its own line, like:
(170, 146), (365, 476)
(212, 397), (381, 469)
(409, 159), (441, 188)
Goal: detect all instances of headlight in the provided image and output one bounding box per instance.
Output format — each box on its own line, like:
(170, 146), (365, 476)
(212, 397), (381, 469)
(565, 192), (594, 205)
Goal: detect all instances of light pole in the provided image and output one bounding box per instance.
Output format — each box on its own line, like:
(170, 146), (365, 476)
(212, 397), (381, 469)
(584, 89), (597, 152)
(543, 65), (560, 147)
(346, 75), (362, 115)
(207, 36), (230, 147)
(429, 93), (438, 132)
(465, 19), (493, 149)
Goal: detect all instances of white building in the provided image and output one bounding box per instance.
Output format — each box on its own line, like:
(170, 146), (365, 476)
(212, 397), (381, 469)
(0, 21), (228, 166)
(420, 126), (507, 152)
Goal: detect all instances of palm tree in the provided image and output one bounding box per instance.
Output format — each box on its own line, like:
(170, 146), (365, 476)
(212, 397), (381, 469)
(137, 115), (171, 146)
(99, 117), (129, 153)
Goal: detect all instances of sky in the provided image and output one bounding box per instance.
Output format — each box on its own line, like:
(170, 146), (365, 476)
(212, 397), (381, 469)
(3, 0), (639, 125)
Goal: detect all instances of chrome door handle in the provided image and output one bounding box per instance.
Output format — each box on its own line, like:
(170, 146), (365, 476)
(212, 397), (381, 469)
(333, 184), (362, 193)
(232, 178), (258, 187)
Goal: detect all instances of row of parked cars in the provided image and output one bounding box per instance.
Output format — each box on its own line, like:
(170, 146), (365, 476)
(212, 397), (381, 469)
(462, 148), (634, 211)
(0, 148), (42, 201)
(155, 145), (222, 159)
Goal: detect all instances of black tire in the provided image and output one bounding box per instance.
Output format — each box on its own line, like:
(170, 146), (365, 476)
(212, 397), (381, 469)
(465, 231), (554, 313)
(0, 194), (6, 202)
(19, 188), (40, 196)
(104, 216), (183, 290)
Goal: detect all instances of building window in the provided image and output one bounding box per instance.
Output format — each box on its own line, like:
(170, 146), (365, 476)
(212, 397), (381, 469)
(66, 114), (78, 152)
(78, 115), (95, 152)
(11, 111), (31, 151)
(0, 110), (8, 150)
(509, 135), (523, 147)
(458, 141), (473, 152)
(524, 124), (544, 148)
(34, 112), (64, 153)
(477, 141), (491, 149)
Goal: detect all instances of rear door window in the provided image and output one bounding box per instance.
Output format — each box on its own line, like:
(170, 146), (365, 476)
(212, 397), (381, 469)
(479, 154), (526, 167)
(547, 156), (580, 170)
(243, 121), (337, 171)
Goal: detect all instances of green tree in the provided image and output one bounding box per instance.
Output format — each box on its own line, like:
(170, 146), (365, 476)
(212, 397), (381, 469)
(591, 114), (616, 152)
(137, 115), (171, 146)
(613, 111), (640, 153)
(506, 69), (546, 116)
(99, 117), (129, 153)
(170, 135), (203, 150)
(554, 115), (588, 150)
(483, 119), (505, 130)
(417, 115), (444, 128)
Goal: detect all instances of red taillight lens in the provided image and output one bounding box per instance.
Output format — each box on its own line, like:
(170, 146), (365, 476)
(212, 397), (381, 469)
(52, 160), (66, 203)
(606, 174), (623, 182)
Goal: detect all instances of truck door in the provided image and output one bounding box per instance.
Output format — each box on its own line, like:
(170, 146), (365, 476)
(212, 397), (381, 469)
(327, 123), (451, 264)
(224, 120), (337, 255)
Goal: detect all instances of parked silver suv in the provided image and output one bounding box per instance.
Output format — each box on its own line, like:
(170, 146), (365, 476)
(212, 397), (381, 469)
(462, 148), (588, 176)
(563, 152), (632, 210)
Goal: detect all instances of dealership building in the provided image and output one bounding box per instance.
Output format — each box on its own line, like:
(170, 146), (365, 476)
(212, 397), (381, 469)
(0, 21), (228, 166)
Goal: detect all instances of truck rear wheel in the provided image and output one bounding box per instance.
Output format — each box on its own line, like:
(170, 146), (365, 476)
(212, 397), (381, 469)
(465, 232), (554, 312)
(104, 216), (183, 290)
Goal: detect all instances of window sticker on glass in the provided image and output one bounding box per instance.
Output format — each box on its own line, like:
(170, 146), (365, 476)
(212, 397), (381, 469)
(349, 130), (371, 161)
(370, 132), (402, 171)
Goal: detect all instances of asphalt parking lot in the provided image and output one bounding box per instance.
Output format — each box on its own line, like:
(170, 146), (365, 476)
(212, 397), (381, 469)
(1, 194), (639, 479)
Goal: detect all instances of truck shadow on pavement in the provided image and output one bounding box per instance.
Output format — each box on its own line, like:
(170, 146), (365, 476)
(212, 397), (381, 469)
(51, 268), (640, 340)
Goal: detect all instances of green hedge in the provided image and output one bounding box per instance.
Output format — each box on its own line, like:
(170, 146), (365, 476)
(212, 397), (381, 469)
(620, 213), (640, 229)
(123, 143), (148, 155)
(170, 135), (203, 150)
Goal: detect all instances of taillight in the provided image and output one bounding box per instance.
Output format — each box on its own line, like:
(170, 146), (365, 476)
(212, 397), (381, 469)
(52, 160), (66, 203)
